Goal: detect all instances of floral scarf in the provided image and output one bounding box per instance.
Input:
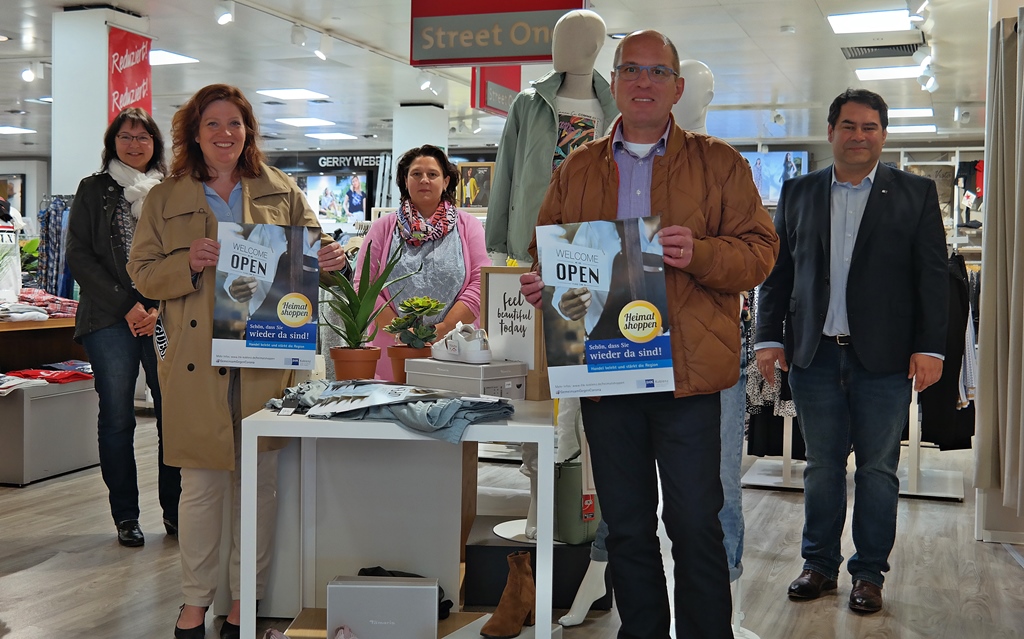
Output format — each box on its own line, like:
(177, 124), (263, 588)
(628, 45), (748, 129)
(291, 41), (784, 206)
(396, 198), (457, 247)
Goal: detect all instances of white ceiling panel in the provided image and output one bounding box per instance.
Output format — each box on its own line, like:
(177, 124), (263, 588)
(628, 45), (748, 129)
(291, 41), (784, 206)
(0, 0), (992, 161)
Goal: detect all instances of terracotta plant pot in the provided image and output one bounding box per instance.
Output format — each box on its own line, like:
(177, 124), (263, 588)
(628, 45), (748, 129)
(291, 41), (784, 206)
(387, 345), (432, 384)
(329, 346), (381, 381)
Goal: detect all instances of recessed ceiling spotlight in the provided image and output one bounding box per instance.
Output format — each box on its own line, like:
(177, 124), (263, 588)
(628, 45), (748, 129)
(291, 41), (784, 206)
(780, 25), (796, 35)
(419, 72), (431, 91)
(608, 32), (628, 39)
(0, 34), (9, 42)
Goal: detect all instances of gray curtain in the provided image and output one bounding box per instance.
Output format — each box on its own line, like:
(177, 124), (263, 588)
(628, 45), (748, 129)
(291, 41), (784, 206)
(976, 14), (1024, 516)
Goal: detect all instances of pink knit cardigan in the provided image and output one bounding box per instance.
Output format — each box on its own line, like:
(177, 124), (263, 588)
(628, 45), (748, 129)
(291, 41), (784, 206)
(353, 210), (490, 380)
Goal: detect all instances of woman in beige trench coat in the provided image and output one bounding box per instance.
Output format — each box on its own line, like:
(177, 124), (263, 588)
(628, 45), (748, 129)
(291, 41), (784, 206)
(128, 84), (347, 639)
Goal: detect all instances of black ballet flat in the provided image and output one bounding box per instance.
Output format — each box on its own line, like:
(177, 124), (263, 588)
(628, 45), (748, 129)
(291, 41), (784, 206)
(174, 604), (207, 639)
(220, 619), (240, 639)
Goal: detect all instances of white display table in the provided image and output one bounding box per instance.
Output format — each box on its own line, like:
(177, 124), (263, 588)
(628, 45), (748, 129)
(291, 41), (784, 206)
(240, 401), (556, 638)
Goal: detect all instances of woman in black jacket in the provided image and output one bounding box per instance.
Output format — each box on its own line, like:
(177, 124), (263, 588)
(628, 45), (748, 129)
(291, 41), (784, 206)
(66, 107), (180, 547)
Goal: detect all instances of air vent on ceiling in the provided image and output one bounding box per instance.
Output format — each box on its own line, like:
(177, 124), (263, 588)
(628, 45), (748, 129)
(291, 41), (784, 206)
(842, 43), (921, 60)
(309, 99), (332, 104)
(262, 100), (286, 106)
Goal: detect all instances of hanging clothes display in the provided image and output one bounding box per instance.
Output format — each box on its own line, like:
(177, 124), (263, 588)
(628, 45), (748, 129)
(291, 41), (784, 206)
(744, 287), (807, 459)
(919, 253), (975, 450)
(36, 195), (75, 297)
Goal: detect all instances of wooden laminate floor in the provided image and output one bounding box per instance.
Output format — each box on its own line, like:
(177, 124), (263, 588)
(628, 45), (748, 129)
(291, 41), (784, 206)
(0, 413), (1021, 639)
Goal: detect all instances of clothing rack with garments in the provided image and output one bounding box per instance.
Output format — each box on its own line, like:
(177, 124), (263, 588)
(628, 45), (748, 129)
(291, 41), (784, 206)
(740, 284), (965, 501)
(36, 194), (75, 298)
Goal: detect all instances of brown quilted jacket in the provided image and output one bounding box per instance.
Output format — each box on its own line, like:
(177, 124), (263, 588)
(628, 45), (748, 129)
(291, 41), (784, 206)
(529, 118), (779, 397)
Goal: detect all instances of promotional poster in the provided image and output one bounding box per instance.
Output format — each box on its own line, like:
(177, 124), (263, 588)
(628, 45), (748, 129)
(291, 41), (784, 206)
(738, 150), (808, 204)
(537, 216), (675, 398)
(211, 223), (320, 369)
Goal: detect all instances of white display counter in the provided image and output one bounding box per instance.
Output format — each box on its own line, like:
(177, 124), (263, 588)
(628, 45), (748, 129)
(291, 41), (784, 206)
(239, 400), (556, 638)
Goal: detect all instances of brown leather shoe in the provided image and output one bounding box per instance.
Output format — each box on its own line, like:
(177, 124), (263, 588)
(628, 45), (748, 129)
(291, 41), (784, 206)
(787, 569), (838, 600)
(849, 580), (883, 613)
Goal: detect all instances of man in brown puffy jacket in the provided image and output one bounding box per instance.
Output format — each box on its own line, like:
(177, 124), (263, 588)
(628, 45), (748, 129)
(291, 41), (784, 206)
(520, 29), (778, 639)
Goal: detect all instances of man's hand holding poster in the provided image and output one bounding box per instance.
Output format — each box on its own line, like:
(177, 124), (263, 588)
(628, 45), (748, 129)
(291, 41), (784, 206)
(537, 216), (675, 397)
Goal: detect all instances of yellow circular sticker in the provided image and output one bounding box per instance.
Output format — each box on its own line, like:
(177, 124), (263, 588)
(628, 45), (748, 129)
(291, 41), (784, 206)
(277, 293), (312, 328)
(618, 301), (662, 343)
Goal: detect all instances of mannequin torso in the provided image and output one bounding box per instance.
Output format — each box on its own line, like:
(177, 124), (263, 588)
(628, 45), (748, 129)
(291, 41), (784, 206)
(486, 9), (619, 263)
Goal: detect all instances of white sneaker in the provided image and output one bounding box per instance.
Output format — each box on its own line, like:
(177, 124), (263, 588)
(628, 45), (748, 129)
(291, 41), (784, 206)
(432, 322), (492, 364)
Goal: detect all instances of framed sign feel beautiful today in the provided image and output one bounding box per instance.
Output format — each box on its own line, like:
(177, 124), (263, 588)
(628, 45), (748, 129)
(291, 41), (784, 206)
(479, 266), (549, 400)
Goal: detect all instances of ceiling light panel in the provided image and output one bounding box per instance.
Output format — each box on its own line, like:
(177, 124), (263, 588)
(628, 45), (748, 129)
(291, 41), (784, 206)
(276, 118), (335, 127)
(0, 126), (36, 134)
(855, 65), (921, 81)
(150, 50), (199, 66)
(890, 108), (933, 118)
(305, 132), (357, 140)
(888, 124), (937, 133)
(258, 89), (329, 100)
(828, 10), (913, 34)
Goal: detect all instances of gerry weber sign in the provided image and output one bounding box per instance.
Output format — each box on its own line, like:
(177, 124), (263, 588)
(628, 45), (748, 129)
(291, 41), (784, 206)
(317, 155), (382, 169)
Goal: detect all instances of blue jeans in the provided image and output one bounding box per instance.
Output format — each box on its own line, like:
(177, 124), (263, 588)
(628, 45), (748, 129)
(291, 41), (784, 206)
(719, 342), (747, 582)
(82, 322), (180, 525)
(581, 392), (731, 639)
(590, 518), (608, 562)
(788, 340), (911, 587)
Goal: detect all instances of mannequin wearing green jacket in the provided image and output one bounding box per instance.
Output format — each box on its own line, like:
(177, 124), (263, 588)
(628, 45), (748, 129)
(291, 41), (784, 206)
(484, 9), (618, 266)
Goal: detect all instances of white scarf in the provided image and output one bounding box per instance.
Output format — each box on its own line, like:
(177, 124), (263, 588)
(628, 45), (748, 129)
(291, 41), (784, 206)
(107, 159), (163, 220)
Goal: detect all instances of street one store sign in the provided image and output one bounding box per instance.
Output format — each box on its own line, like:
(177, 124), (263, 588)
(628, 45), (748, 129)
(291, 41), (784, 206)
(410, 0), (587, 67)
(472, 65), (521, 117)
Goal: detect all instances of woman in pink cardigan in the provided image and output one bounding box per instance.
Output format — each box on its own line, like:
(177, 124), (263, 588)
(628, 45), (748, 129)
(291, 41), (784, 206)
(355, 144), (490, 380)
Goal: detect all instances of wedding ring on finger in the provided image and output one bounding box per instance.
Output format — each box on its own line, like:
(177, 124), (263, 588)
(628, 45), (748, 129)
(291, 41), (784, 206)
(679, 246), (684, 259)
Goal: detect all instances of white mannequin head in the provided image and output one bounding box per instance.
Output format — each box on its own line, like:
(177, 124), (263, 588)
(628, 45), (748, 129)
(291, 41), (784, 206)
(673, 59), (715, 135)
(552, 10), (606, 75)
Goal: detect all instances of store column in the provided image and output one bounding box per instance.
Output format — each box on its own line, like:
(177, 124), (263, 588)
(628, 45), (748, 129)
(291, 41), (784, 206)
(51, 8), (149, 195)
(389, 104), (449, 205)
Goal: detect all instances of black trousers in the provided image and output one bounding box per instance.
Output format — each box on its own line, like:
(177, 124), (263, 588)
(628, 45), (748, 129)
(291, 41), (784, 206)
(581, 392), (732, 639)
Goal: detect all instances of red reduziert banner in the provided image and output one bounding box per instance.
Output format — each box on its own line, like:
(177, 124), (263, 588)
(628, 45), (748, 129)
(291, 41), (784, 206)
(108, 27), (152, 122)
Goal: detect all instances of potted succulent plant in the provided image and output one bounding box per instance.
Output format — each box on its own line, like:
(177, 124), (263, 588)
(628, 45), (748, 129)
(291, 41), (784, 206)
(383, 296), (446, 384)
(319, 239), (416, 380)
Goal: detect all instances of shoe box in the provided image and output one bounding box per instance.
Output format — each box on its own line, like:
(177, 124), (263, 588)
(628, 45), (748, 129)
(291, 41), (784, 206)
(405, 359), (528, 399)
(326, 575), (438, 639)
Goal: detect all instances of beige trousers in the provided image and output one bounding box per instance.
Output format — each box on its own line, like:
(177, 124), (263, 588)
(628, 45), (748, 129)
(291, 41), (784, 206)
(179, 370), (280, 605)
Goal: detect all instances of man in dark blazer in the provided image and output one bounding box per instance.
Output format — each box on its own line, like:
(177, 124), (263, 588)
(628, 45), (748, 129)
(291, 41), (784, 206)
(755, 88), (948, 614)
